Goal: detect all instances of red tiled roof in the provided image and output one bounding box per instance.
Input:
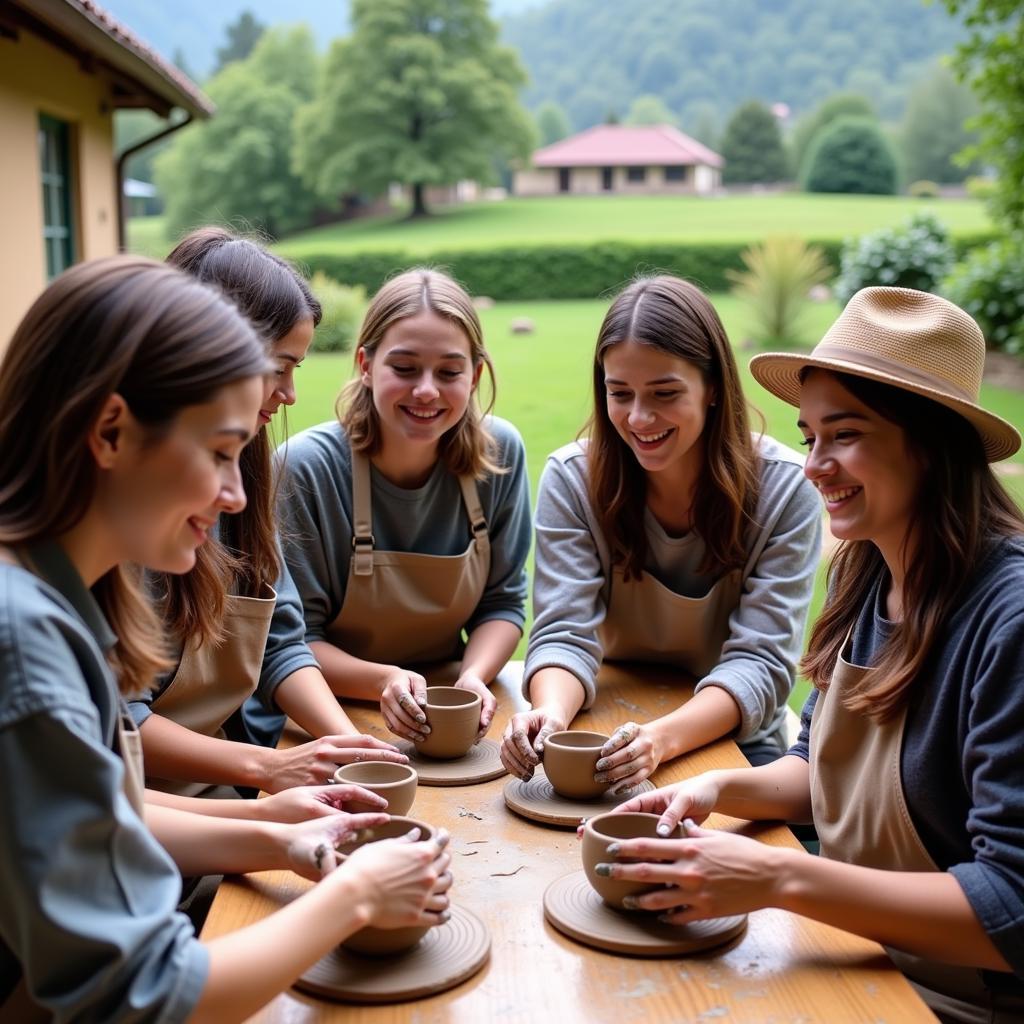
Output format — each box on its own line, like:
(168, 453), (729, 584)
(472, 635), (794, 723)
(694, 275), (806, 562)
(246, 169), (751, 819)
(533, 124), (723, 169)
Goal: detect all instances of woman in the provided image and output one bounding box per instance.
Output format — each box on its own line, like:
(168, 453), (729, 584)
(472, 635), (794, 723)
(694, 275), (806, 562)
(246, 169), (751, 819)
(0, 256), (449, 1021)
(277, 268), (532, 743)
(129, 228), (404, 796)
(501, 275), (820, 788)
(612, 286), (1024, 1022)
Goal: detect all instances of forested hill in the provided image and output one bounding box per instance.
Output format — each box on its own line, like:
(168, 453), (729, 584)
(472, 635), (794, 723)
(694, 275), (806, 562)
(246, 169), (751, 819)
(502, 0), (968, 133)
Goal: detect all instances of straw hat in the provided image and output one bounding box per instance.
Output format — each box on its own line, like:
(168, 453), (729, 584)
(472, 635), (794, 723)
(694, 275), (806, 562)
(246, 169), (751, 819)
(749, 286), (1021, 462)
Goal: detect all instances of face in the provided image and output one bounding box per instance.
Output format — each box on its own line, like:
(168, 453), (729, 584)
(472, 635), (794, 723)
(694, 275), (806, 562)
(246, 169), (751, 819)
(603, 339), (714, 477)
(100, 376), (263, 573)
(798, 370), (923, 558)
(358, 309), (481, 451)
(259, 317), (315, 425)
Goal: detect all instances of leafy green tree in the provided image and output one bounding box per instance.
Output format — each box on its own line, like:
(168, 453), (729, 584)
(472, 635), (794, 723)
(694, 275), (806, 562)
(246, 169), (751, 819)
(802, 115), (898, 195)
(900, 63), (979, 184)
(294, 0), (534, 218)
(719, 101), (787, 184)
(790, 93), (875, 180)
(214, 10), (265, 74)
(625, 94), (677, 126)
(944, 0), (1024, 230)
(535, 100), (571, 146)
(156, 26), (319, 240)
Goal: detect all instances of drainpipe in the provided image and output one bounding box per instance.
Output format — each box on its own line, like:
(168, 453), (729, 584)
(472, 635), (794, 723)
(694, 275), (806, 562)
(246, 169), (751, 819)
(115, 111), (194, 251)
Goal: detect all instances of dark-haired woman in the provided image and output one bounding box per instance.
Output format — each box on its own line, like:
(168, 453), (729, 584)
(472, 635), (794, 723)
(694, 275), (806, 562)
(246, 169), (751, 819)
(129, 228), (404, 797)
(500, 275), (821, 788)
(613, 287), (1024, 1022)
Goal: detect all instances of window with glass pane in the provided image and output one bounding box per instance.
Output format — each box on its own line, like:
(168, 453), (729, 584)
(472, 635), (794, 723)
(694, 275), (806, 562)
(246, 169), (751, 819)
(38, 115), (75, 279)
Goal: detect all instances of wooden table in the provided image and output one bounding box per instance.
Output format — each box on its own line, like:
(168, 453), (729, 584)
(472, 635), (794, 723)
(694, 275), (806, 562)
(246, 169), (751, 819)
(202, 663), (935, 1023)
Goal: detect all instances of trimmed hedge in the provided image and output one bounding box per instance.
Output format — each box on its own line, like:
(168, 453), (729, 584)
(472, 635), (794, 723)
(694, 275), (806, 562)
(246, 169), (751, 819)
(288, 233), (1000, 301)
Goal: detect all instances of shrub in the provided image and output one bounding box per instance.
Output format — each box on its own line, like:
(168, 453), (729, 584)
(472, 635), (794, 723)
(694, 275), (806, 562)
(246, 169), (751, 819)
(727, 237), (832, 346)
(834, 212), (955, 304)
(801, 116), (899, 195)
(965, 175), (998, 203)
(943, 234), (1024, 355)
(309, 272), (365, 353)
(908, 180), (941, 199)
(719, 100), (788, 184)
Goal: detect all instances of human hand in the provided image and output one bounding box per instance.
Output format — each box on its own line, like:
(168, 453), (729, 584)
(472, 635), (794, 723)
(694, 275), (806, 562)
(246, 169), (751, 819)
(614, 772), (722, 834)
(454, 671), (496, 740)
(263, 734), (408, 793)
(594, 721), (666, 794)
(499, 706), (566, 780)
(283, 811), (391, 880)
(380, 668), (430, 743)
(256, 783), (390, 824)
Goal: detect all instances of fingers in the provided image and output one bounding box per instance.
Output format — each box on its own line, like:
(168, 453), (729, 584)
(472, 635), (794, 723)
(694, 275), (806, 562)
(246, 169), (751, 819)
(410, 673), (428, 707)
(596, 861), (691, 887)
(608, 768), (649, 796)
(600, 721), (639, 757)
(614, 786), (672, 815)
(331, 811), (390, 840)
(533, 719), (559, 755)
(337, 747), (409, 766)
(499, 735), (534, 780)
(341, 734), (404, 753)
(659, 796), (698, 835)
(316, 784), (388, 811)
(383, 688), (428, 742)
(476, 691), (497, 739)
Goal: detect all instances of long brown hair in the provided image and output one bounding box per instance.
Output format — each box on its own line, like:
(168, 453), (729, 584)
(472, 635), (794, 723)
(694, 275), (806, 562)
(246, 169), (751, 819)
(0, 256), (268, 694)
(339, 268), (501, 478)
(161, 227), (322, 643)
(588, 275), (760, 580)
(801, 371), (1024, 719)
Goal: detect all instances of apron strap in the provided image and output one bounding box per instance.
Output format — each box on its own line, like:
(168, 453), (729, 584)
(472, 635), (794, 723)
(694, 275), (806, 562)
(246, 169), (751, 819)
(350, 451), (375, 577)
(458, 474), (490, 561)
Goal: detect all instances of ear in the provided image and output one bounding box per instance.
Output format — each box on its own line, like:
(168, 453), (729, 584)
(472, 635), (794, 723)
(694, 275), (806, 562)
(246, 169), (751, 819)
(356, 346), (372, 387)
(87, 393), (131, 469)
(471, 361), (484, 391)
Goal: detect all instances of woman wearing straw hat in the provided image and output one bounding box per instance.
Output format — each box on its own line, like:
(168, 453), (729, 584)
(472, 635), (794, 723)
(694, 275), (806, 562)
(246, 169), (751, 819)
(608, 286), (1024, 1022)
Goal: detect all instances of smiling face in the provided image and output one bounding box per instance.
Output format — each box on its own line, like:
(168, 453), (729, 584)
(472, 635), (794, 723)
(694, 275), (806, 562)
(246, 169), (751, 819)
(602, 338), (714, 479)
(798, 369), (924, 566)
(259, 317), (315, 426)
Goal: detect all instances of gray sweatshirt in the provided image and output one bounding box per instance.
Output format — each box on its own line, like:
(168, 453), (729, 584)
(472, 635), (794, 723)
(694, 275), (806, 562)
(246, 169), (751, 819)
(525, 435), (821, 746)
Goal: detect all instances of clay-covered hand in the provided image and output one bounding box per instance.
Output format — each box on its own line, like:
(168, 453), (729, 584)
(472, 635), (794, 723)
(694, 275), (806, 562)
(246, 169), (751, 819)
(615, 773), (722, 834)
(380, 667), (430, 743)
(255, 783), (390, 824)
(264, 734), (408, 793)
(343, 827), (453, 930)
(596, 819), (781, 922)
(454, 671), (496, 740)
(594, 721), (666, 793)
(283, 811), (391, 880)
(499, 707), (566, 780)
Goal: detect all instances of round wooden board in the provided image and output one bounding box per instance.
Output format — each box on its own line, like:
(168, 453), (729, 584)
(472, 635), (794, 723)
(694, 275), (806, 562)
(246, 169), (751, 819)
(396, 738), (507, 787)
(294, 905), (490, 1004)
(543, 870), (747, 957)
(504, 767), (654, 828)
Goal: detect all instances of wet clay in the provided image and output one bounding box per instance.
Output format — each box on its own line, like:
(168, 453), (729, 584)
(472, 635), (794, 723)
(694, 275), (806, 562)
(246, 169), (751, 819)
(333, 761), (418, 816)
(544, 870), (747, 957)
(295, 905), (490, 1004)
(504, 768), (654, 829)
(398, 738), (507, 787)
(414, 686), (481, 759)
(542, 731), (610, 800)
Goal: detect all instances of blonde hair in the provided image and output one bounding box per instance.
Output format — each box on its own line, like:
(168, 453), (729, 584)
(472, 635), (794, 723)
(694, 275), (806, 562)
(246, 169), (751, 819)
(338, 268), (501, 478)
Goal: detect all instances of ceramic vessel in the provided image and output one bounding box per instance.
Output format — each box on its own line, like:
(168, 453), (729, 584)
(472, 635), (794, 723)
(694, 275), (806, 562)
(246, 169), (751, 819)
(333, 761), (418, 816)
(414, 686), (481, 760)
(581, 812), (685, 910)
(542, 730), (610, 800)
(336, 816), (437, 955)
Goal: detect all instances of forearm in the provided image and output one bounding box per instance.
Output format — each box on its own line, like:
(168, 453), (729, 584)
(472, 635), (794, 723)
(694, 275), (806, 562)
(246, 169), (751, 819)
(273, 666), (358, 738)
(528, 667), (587, 725)
(460, 619), (521, 683)
(708, 755), (813, 822)
(191, 872), (372, 1024)
(145, 788), (260, 820)
(648, 684), (742, 761)
(310, 640), (393, 701)
(139, 714), (269, 791)
(775, 850), (1012, 970)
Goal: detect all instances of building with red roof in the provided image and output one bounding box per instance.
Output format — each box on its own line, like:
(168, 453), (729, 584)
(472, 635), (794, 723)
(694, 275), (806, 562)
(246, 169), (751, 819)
(515, 123), (724, 197)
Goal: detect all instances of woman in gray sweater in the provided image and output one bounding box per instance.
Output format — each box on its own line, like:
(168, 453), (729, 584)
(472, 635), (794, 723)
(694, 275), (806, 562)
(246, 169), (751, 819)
(501, 275), (821, 789)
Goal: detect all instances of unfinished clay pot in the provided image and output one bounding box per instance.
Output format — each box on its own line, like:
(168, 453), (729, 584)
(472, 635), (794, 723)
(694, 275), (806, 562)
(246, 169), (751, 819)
(333, 761), (418, 816)
(542, 731), (610, 800)
(336, 816), (437, 955)
(414, 686), (481, 760)
(582, 812), (685, 910)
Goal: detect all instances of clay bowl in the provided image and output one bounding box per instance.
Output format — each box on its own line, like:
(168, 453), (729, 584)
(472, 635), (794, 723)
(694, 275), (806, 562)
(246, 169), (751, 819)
(542, 730), (610, 800)
(582, 812), (685, 910)
(333, 761), (418, 816)
(414, 686), (481, 760)
(336, 816), (437, 955)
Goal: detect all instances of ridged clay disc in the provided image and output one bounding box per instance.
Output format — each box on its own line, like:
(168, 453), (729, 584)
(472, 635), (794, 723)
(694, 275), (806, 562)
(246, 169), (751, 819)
(396, 738), (507, 787)
(504, 767), (655, 828)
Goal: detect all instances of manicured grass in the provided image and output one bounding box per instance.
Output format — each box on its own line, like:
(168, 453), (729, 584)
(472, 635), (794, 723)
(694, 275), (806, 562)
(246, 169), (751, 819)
(127, 214), (171, 259)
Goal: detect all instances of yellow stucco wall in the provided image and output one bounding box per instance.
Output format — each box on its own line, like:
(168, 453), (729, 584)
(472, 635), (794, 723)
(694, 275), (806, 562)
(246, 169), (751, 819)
(0, 28), (118, 348)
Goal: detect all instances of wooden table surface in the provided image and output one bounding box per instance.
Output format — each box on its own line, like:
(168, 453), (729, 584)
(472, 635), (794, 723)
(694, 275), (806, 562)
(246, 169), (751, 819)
(202, 663), (935, 1023)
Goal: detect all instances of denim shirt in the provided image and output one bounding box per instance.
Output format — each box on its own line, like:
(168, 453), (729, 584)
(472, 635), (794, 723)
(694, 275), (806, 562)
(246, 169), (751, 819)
(0, 542), (208, 1020)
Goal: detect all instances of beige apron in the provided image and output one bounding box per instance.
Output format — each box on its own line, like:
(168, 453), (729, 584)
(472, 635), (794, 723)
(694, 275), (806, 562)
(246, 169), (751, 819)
(810, 639), (1024, 1023)
(599, 564), (743, 678)
(146, 585), (275, 797)
(327, 451), (490, 666)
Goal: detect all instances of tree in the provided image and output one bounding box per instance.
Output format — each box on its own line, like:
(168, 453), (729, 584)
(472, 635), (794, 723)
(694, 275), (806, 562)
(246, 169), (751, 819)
(801, 115), (898, 195)
(293, 0), (534, 219)
(790, 92), (875, 180)
(535, 100), (571, 146)
(943, 0), (1024, 230)
(156, 26), (319, 239)
(214, 10), (265, 74)
(900, 63), (979, 184)
(625, 94), (677, 126)
(719, 101), (787, 184)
